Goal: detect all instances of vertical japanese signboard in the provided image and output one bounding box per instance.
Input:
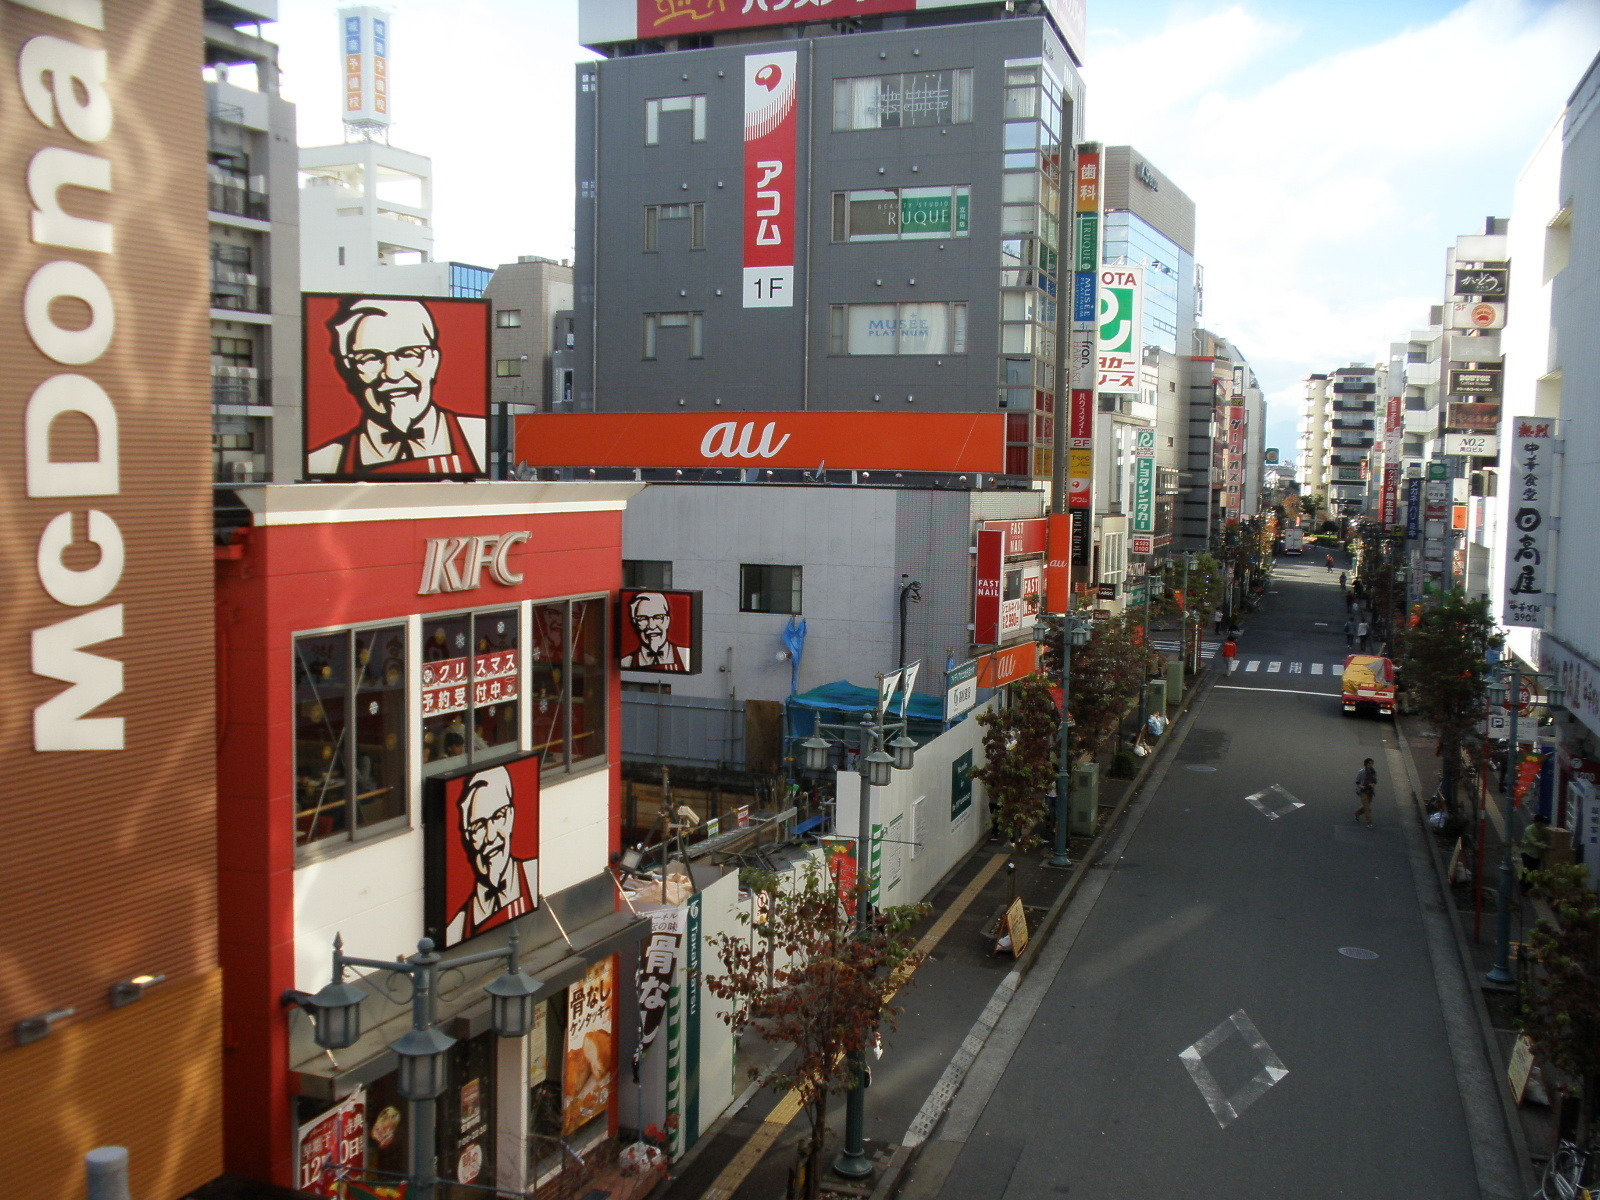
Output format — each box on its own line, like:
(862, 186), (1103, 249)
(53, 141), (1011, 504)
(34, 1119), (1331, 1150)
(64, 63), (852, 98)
(341, 6), (391, 127)
(743, 51), (797, 307)
(1133, 429), (1155, 534)
(1503, 419), (1555, 628)
(1045, 512), (1072, 612)
(297, 1088), (366, 1196)
(1096, 266), (1143, 394)
(1068, 388), (1093, 509)
(1405, 477), (1423, 540)
(974, 527), (1004, 644)
(563, 959), (616, 1135)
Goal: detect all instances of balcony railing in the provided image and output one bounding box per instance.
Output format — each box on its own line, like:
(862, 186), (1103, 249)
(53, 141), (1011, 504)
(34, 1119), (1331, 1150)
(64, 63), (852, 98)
(209, 181), (268, 221)
(211, 282), (270, 314)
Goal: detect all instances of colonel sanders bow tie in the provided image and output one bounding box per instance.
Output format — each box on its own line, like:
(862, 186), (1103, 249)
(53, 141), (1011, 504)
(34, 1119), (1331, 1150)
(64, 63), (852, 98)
(380, 423), (427, 459)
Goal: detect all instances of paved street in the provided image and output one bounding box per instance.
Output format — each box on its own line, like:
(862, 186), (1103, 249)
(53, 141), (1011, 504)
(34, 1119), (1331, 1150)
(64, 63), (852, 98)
(911, 555), (1517, 1200)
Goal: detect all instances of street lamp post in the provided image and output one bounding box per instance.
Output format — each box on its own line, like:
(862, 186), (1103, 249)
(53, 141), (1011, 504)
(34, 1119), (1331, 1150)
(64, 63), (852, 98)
(798, 678), (917, 1181)
(1038, 612), (1091, 869)
(286, 925), (541, 1200)
(1483, 662), (1563, 984)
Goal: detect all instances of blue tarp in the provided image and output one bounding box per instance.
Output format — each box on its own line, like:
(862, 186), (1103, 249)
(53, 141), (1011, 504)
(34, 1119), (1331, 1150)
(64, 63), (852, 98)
(786, 680), (946, 734)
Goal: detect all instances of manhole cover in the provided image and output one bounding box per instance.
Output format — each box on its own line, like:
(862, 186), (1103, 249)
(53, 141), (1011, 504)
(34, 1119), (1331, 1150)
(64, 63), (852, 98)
(1185, 765), (1217, 772)
(1338, 947), (1378, 960)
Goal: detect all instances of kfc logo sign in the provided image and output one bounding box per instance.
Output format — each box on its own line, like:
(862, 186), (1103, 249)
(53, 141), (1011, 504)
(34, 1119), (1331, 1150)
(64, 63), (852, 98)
(419, 532), (529, 595)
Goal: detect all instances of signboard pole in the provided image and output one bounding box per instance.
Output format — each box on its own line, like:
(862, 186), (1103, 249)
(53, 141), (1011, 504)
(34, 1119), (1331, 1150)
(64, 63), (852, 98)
(1067, 142), (1102, 602)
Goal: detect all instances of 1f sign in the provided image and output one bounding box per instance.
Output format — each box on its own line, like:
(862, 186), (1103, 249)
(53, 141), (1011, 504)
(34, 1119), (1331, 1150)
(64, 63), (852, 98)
(743, 51), (797, 307)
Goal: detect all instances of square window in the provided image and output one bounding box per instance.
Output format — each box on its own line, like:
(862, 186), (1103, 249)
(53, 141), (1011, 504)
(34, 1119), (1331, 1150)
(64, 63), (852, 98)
(740, 564), (801, 614)
(623, 560), (673, 589)
(496, 309), (522, 328)
(496, 359), (522, 377)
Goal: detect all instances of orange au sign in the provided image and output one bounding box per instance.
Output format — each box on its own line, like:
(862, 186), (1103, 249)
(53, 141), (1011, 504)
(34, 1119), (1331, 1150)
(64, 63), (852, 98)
(514, 412), (1005, 473)
(976, 641), (1039, 689)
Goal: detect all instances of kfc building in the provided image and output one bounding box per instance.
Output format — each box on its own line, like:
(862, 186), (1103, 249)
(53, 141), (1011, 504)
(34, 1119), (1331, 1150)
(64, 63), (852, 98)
(214, 481), (650, 1194)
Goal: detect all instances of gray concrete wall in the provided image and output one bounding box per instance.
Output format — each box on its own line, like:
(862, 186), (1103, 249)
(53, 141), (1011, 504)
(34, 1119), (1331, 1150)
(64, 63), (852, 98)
(575, 18), (1083, 414)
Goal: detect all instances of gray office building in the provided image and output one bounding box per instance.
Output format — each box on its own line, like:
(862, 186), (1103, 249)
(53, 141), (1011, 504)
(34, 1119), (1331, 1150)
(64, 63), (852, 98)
(575, 1), (1086, 479)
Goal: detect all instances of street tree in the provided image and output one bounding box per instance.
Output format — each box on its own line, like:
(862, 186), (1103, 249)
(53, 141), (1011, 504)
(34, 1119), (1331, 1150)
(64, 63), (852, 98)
(1398, 591), (1502, 813)
(708, 863), (925, 1199)
(1522, 862), (1600, 1142)
(1041, 614), (1161, 759)
(970, 672), (1059, 849)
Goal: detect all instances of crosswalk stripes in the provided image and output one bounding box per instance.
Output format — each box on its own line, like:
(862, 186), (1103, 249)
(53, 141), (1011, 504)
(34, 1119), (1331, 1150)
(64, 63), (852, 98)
(1223, 659), (1348, 681)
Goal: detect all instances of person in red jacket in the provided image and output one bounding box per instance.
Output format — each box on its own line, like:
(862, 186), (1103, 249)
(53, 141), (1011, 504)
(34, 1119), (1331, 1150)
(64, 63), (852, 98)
(1221, 636), (1238, 673)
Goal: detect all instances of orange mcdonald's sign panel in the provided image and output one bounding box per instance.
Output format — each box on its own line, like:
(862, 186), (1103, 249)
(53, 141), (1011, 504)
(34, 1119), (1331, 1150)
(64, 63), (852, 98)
(515, 413), (1006, 473)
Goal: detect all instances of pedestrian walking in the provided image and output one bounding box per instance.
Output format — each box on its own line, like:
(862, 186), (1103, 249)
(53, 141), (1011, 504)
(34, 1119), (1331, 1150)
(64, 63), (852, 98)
(1212, 607), (1224, 634)
(1339, 572), (1347, 592)
(1354, 757), (1377, 826)
(1343, 618), (1355, 650)
(1356, 619), (1369, 653)
(1221, 636), (1238, 674)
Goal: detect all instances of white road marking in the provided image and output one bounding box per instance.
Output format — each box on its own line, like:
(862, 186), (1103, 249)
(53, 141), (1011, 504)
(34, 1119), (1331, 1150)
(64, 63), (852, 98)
(1215, 685), (1340, 698)
(1311, 663), (1324, 675)
(1245, 784), (1306, 820)
(1244, 660), (1261, 673)
(1267, 661), (1282, 673)
(1289, 661), (1303, 673)
(1179, 1009), (1290, 1129)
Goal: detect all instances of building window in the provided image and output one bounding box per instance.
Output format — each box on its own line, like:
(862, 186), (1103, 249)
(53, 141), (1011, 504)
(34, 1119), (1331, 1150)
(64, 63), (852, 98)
(645, 94), (706, 145)
(421, 608), (522, 776)
(828, 302), (967, 356)
(832, 70), (973, 131)
(527, 597), (607, 772)
(294, 624), (409, 855)
(643, 311), (704, 360)
(211, 336), (254, 366)
(623, 560), (674, 589)
(740, 564), (801, 614)
(644, 203), (706, 252)
(496, 309), (523, 328)
(496, 359), (523, 377)
(831, 186), (969, 242)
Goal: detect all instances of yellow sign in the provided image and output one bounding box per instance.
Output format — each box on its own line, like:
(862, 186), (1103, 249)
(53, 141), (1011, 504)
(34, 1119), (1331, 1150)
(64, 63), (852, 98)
(1004, 897), (1029, 958)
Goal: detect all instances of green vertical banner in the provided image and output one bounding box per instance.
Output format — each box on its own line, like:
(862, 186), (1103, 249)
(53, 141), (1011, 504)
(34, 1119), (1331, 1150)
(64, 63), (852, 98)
(1134, 429), (1156, 535)
(869, 822), (885, 908)
(666, 961), (683, 1158)
(684, 891), (702, 1149)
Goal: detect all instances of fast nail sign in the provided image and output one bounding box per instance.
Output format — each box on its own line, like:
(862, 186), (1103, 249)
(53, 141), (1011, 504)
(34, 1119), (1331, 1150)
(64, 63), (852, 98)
(744, 52), (797, 307)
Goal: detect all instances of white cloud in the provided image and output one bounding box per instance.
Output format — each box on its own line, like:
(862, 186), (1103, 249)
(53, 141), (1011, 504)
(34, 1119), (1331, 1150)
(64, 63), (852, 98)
(1083, 0), (1600, 450)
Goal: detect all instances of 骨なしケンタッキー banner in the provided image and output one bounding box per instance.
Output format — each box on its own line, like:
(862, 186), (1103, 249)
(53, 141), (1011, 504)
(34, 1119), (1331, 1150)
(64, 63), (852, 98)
(744, 51), (797, 307)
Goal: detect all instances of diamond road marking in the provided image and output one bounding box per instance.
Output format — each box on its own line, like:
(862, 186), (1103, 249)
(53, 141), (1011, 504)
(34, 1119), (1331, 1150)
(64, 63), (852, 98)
(1244, 660), (1261, 673)
(1267, 661), (1282, 673)
(1244, 784), (1306, 820)
(1311, 663), (1324, 675)
(1179, 1009), (1290, 1129)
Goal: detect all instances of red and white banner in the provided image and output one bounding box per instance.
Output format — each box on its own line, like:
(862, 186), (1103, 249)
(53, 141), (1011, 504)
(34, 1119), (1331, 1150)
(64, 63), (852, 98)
(744, 51), (797, 308)
(974, 528), (1003, 645)
(980, 518), (1047, 556)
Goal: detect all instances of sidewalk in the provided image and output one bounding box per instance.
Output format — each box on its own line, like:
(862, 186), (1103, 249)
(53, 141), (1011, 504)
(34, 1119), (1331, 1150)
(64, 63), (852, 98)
(1392, 714), (1554, 1190)
(654, 665), (1216, 1200)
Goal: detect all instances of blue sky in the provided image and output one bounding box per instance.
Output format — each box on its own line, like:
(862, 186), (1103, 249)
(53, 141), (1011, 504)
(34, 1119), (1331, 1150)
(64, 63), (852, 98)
(270, 0), (1600, 464)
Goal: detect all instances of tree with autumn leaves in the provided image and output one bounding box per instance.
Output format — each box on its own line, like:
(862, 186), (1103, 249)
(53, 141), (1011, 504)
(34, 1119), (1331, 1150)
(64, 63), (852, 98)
(708, 862), (925, 1199)
(973, 615), (1163, 848)
(1398, 592), (1502, 813)
(1522, 863), (1600, 1143)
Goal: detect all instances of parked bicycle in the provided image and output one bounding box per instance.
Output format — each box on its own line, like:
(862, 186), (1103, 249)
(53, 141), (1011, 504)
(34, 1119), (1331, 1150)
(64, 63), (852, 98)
(1534, 1140), (1594, 1200)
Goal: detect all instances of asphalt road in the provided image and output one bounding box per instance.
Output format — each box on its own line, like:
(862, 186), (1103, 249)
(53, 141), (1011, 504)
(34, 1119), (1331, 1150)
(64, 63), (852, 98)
(921, 554), (1508, 1199)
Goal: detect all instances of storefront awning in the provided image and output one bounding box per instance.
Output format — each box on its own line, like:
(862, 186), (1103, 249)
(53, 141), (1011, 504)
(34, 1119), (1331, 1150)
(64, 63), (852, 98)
(292, 904), (649, 1099)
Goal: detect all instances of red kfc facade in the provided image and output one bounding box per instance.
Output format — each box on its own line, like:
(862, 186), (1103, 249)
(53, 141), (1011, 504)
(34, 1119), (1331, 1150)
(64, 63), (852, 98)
(215, 481), (649, 1194)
